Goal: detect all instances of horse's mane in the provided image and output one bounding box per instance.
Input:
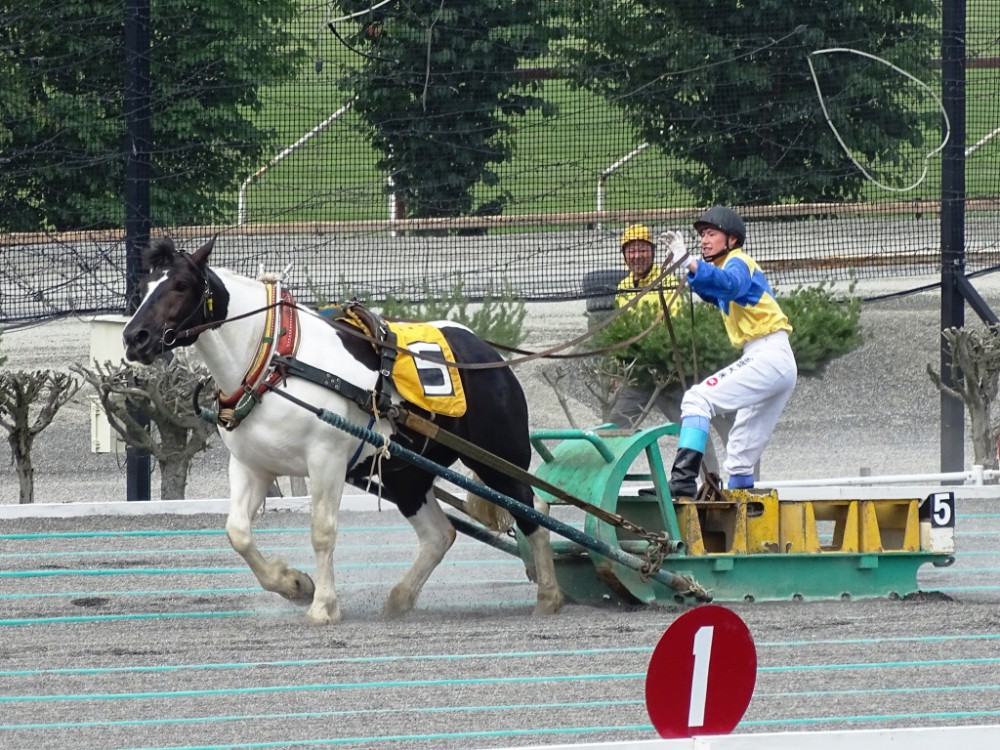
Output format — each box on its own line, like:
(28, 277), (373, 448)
(143, 237), (180, 273)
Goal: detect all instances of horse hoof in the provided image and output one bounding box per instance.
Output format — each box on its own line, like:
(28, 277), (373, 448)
(282, 570), (316, 604)
(383, 586), (416, 618)
(533, 591), (565, 616)
(305, 601), (341, 625)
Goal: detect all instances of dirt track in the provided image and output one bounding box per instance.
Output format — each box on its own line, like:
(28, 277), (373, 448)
(1, 500), (999, 750)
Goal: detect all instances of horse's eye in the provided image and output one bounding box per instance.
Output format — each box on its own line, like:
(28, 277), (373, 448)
(174, 280), (189, 292)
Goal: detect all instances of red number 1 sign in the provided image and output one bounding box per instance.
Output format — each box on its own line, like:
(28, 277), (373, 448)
(645, 605), (757, 738)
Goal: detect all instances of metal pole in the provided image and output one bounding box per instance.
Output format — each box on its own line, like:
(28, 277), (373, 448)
(939, 0), (966, 475)
(124, 0), (152, 501)
(250, 395), (711, 601)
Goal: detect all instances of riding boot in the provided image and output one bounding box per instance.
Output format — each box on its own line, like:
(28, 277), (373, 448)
(728, 473), (754, 490)
(667, 416), (710, 500)
(668, 448), (703, 500)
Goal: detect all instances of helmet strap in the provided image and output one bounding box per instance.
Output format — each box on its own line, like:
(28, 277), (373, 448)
(703, 235), (739, 263)
(702, 247), (731, 263)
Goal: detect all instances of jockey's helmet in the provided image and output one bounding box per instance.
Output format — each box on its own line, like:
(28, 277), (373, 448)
(693, 206), (746, 247)
(621, 223), (654, 248)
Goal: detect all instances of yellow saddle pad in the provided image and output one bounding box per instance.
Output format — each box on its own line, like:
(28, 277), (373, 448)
(386, 321), (467, 417)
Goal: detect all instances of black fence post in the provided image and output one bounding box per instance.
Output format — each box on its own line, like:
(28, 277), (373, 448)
(125, 0), (152, 501)
(939, 0), (966, 475)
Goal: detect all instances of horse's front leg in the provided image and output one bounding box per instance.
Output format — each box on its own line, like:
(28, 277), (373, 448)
(302, 465), (348, 625)
(225, 456), (315, 604)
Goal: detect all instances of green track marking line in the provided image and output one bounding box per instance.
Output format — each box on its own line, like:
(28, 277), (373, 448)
(744, 708), (1000, 727)
(0, 558), (518, 579)
(0, 576), (526, 602)
(101, 724), (655, 750)
(0, 610), (275, 627)
(0, 539), (488, 560)
(0, 525), (425, 541)
(4, 634), (1000, 678)
(0, 672), (645, 703)
(0, 698), (643, 731)
(5, 655), (1000, 703)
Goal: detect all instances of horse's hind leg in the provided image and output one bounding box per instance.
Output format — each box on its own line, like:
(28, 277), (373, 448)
(474, 466), (564, 616)
(225, 457), (315, 604)
(382, 469), (456, 617)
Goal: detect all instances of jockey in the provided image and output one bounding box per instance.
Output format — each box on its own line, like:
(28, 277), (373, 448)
(660, 206), (797, 498)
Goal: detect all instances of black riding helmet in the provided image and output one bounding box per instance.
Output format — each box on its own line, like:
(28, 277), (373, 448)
(693, 206), (747, 248)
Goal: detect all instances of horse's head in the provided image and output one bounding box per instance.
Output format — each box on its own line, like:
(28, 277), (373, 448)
(123, 235), (228, 364)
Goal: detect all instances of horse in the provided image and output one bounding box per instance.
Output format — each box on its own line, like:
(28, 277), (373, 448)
(122, 236), (564, 624)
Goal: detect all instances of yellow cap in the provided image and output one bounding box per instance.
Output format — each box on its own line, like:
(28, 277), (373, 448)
(621, 223), (653, 248)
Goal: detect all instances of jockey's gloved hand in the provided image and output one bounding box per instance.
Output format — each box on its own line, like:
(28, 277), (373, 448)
(660, 230), (689, 269)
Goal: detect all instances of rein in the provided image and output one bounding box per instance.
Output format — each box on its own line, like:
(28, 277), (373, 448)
(307, 258), (691, 371)
(171, 299), (282, 342)
(171, 257), (690, 371)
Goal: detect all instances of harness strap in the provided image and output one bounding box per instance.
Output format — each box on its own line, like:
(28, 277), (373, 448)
(217, 286), (300, 430)
(273, 355), (392, 415)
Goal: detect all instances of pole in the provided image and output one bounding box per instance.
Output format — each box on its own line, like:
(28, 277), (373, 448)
(939, 0), (966, 475)
(124, 0), (152, 500)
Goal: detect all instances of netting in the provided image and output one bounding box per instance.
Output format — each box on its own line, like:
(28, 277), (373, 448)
(1, 1), (998, 324)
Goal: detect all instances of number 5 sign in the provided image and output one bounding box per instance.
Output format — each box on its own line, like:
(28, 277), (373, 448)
(645, 605), (757, 738)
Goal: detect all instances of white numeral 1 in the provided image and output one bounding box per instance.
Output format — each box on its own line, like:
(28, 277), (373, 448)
(688, 625), (715, 727)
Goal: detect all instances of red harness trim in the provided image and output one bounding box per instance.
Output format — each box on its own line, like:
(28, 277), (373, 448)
(217, 288), (299, 411)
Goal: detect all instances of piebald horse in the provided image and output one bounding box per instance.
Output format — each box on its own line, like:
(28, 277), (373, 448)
(122, 237), (564, 624)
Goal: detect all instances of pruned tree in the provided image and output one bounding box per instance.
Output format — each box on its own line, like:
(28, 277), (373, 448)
(927, 326), (1000, 472)
(72, 357), (217, 499)
(542, 356), (671, 429)
(0, 370), (81, 504)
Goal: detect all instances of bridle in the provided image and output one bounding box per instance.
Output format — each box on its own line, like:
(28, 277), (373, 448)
(158, 253), (223, 348)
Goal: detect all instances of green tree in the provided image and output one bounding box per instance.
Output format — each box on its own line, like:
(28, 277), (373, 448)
(0, 1), (305, 232)
(563, 0), (937, 205)
(333, 0), (563, 221)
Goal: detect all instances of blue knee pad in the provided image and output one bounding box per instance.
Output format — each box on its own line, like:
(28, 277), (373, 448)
(728, 473), (754, 489)
(677, 416), (709, 453)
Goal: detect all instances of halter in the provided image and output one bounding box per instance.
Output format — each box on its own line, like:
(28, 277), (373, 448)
(161, 253), (219, 347)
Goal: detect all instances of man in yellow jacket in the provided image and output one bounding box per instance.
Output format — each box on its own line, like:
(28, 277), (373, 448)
(614, 223), (681, 316)
(661, 207), (797, 498)
(610, 223), (682, 430)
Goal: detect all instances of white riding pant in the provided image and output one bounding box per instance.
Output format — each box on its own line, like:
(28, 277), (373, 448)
(680, 330), (797, 478)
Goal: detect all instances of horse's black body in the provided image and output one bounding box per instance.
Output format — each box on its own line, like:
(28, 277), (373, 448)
(343, 324), (539, 534)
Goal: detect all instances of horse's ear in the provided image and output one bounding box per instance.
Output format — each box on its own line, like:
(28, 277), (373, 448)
(190, 234), (218, 268)
(143, 237), (179, 272)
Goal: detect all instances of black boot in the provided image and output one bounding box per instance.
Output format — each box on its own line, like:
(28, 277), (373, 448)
(668, 448), (703, 500)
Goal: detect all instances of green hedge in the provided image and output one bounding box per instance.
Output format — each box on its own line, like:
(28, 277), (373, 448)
(592, 283), (862, 388)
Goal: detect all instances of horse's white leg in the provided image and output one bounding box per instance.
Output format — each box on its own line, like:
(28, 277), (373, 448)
(303, 468), (347, 625)
(385, 489), (456, 617)
(525, 523), (564, 616)
(225, 456), (315, 603)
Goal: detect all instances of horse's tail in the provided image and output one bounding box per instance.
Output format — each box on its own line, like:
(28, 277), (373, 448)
(465, 473), (514, 533)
